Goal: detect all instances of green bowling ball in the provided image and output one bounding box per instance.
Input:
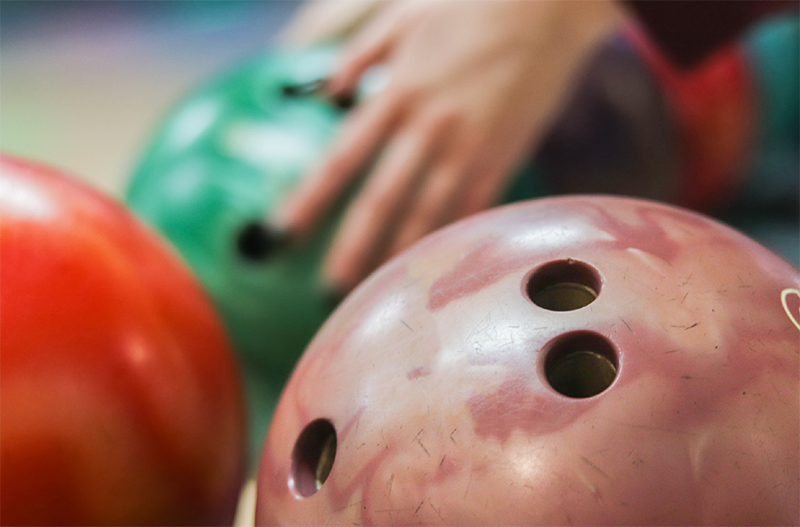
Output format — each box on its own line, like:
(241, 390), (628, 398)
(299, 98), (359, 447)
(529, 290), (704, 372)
(127, 47), (341, 465)
(125, 46), (541, 465)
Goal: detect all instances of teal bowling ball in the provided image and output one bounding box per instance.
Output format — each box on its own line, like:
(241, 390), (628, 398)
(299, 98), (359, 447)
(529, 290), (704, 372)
(125, 46), (540, 464)
(126, 47), (347, 464)
(128, 47), (340, 376)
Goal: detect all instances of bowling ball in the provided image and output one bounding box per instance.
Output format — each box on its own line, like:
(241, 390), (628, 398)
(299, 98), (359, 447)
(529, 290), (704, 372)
(0, 155), (247, 526)
(533, 27), (680, 202)
(626, 24), (757, 213)
(126, 46), (344, 464)
(125, 46), (541, 464)
(256, 196), (799, 525)
(722, 14), (800, 266)
(536, 20), (757, 215)
(535, 17), (799, 265)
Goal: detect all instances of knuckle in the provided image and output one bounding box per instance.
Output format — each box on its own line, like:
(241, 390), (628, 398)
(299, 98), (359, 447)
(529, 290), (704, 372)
(388, 83), (418, 108)
(420, 105), (457, 137)
(361, 186), (397, 215)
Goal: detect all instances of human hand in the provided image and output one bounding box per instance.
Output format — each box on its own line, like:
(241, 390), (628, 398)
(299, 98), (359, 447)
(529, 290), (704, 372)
(280, 0), (387, 47)
(275, 0), (625, 294)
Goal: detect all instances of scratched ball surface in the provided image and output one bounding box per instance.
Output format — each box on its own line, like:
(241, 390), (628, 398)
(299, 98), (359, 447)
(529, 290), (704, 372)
(256, 196), (799, 525)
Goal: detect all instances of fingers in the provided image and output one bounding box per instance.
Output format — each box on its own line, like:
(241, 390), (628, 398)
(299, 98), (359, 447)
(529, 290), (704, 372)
(457, 165), (510, 220)
(385, 154), (468, 258)
(279, 0), (388, 47)
(387, 147), (519, 261)
(328, 1), (417, 95)
(455, 143), (523, 220)
(322, 106), (451, 292)
(273, 2), (423, 238)
(272, 89), (403, 239)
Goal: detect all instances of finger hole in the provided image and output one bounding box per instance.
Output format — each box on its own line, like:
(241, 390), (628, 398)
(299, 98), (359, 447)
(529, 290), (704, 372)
(542, 332), (618, 398)
(290, 419), (337, 498)
(236, 222), (289, 263)
(525, 259), (601, 311)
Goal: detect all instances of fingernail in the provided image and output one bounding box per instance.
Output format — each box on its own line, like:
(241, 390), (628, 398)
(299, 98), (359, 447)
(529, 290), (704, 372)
(236, 221), (292, 262)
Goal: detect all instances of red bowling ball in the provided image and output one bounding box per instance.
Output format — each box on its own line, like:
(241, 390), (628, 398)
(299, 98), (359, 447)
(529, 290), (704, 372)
(256, 196), (799, 525)
(0, 155), (247, 526)
(626, 24), (756, 213)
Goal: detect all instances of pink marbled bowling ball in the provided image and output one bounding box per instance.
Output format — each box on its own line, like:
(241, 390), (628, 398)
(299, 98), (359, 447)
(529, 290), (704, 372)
(256, 196), (799, 525)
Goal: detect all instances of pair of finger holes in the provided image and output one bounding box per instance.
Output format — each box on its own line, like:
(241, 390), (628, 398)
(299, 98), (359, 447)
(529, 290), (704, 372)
(526, 259), (617, 398)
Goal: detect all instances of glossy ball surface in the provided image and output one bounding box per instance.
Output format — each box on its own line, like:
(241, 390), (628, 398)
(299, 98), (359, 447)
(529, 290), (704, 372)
(257, 196), (799, 525)
(0, 155), (247, 526)
(126, 47), (346, 462)
(127, 47), (343, 377)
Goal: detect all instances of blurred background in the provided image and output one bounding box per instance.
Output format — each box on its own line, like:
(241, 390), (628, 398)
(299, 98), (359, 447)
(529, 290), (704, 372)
(2, 0), (798, 263)
(1, 0), (300, 196)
